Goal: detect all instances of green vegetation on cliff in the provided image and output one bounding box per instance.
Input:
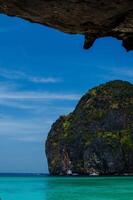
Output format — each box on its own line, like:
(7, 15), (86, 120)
(46, 80), (133, 175)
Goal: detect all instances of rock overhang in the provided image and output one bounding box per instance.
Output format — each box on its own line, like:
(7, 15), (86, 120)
(0, 0), (133, 51)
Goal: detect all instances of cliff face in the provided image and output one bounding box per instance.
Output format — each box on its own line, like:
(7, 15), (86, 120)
(46, 80), (133, 175)
(0, 0), (133, 51)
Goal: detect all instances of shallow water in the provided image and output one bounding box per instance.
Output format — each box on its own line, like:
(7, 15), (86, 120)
(0, 176), (133, 200)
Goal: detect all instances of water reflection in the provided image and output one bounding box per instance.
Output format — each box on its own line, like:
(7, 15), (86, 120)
(44, 176), (133, 200)
(1, 176), (133, 200)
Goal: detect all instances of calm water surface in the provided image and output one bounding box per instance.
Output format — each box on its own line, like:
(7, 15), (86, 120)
(0, 176), (133, 200)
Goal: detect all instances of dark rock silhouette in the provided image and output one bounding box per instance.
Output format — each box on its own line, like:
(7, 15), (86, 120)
(0, 1), (133, 50)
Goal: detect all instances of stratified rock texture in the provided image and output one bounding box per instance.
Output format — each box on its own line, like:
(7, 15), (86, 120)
(46, 80), (133, 175)
(0, 0), (133, 50)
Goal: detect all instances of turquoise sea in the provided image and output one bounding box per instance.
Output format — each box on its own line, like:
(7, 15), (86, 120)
(0, 176), (133, 200)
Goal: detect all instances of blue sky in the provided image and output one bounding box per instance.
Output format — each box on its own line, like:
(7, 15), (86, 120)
(0, 14), (133, 173)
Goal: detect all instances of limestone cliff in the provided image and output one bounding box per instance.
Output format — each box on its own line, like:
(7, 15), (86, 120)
(46, 80), (133, 175)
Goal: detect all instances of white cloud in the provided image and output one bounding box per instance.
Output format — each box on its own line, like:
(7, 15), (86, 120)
(109, 67), (133, 78)
(0, 98), (74, 117)
(29, 77), (61, 83)
(0, 99), (36, 110)
(0, 91), (80, 100)
(0, 97), (75, 142)
(0, 68), (61, 83)
(0, 117), (48, 134)
(0, 115), (51, 141)
(0, 98), (75, 142)
(0, 68), (79, 144)
(0, 81), (80, 101)
(0, 84), (77, 142)
(0, 68), (24, 79)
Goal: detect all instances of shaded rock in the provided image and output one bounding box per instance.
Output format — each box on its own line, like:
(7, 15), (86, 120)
(46, 80), (133, 175)
(0, 0), (133, 50)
